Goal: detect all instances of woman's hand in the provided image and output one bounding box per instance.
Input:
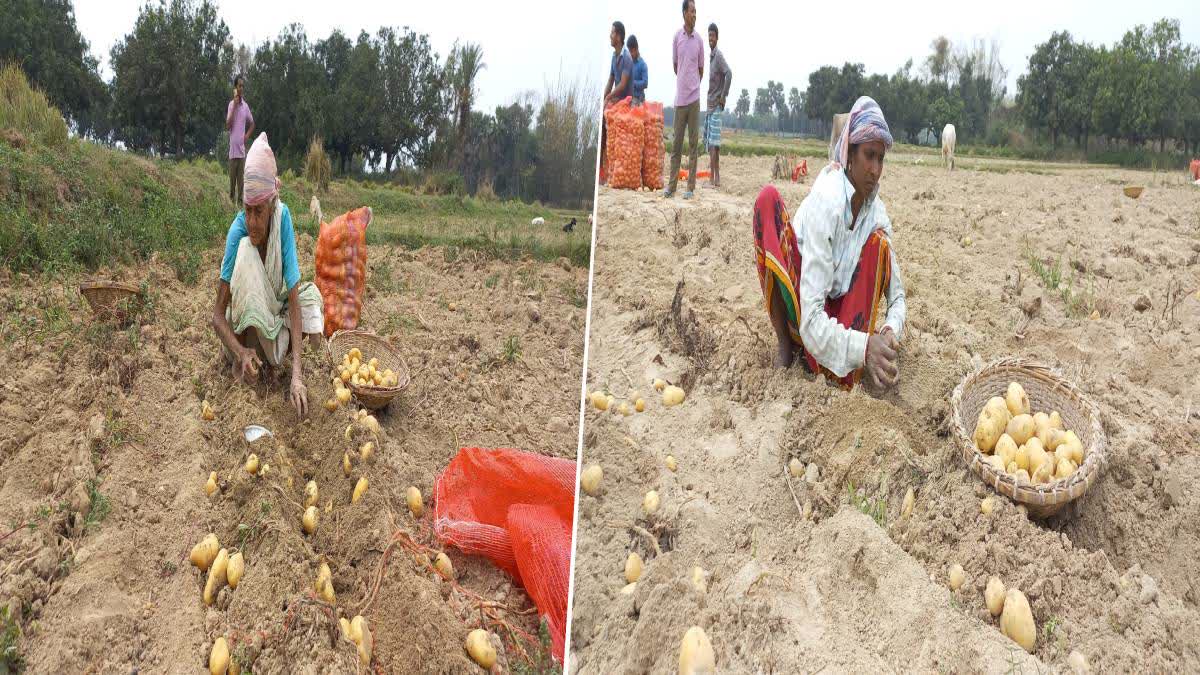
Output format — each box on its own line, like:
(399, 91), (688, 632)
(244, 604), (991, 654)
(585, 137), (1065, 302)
(289, 373), (309, 419)
(865, 327), (899, 389)
(237, 347), (261, 383)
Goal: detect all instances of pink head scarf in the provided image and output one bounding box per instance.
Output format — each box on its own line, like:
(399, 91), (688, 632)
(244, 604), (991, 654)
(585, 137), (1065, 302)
(243, 133), (281, 207)
(829, 96), (894, 171)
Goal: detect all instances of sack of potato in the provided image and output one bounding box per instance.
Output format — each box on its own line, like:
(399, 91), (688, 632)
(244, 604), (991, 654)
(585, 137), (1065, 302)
(604, 98), (644, 191)
(641, 102), (665, 190)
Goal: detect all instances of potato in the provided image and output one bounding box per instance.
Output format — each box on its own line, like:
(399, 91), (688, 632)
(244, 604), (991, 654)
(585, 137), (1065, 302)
(985, 576), (1006, 616)
(901, 487), (915, 518)
(205, 472), (218, 497)
(663, 385), (686, 407)
(339, 617), (352, 641)
(581, 464), (603, 495)
(336, 387), (352, 404)
(362, 415), (381, 437)
(190, 534), (220, 571)
(985, 455), (1006, 473)
(1048, 410), (1064, 430)
(465, 628), (497, 669)
(1038, 426), (1065, 451)
(203, 548), (229, 606)
(591, 391), (609, 411)
(352, 476), (368, 503)
(209, 637), (230, 675)
(948, 564), (965, 591)
(227, 552), (244, 589)
(351, 615), (372, 665)
(244, 454), (260, 475)
(348, 348), (362, 361)
(1026, 438), (1048, 477)
(1014, 444), (1030, 472)
(973, 413), (1004, 453)
(407, 486), (423, 518)
(324, 398), (339, 412)
(201, 400), (216, 421)
(1006, 461), (1019, 475)
(666, 455), (678, 472)
(635, 398), (646, 413)
(1033, 412), (1050, 434)
(691, 566), (707, 594)
(368, 357), (379, 369)
(1006, 414), (1036, 445)
(1000, 588), (1036, 652)
(981, 497), (994, 515)
(653, 378), (667, 392)
(304, 481), (319, 508)
(342, 452), (352, 477)
(302, 506), (318, 535)
(994, 434), (1017, 465)
(625, 551), (643, 583)
(1061, 430), (1084, 464)
(359, 441), (374, 462)
(618, 402), (631, 416)
(985, 396), (1012, 426)
(606, 395), (615, 411)
(1055, 457), (1075, 480)
(1032, 459), (1054, 484)
(643, 490), (660, 515)
(340, 367), (352, 383)
(678, 625), (716, 675)
(1006, 382), (1030, 417)
(434, 552), (454, 580)
(315, 562), (335, 603)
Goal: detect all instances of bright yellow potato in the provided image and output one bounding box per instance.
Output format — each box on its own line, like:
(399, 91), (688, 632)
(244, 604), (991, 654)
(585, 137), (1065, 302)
(663, 385), (686, 407)
(209, 637), (230, 675)
(1061, 430), (1084, 464)
(1055, 457), (1075, 480)
(244, 454), (260, 475)
(1000, 588), (1036, 652)
(635, 398), (646, 413)
(974, 412), (1004, 453)
(325, 398), (340, 412)
(1026, 438), (1048, 477)
(666, 455), (678, 472)
(203, 548), (229, 606)
(1033, 412), (1050, 434)
(994, 434), (1017, 465)
(190, 534), (220, 571)
(1006, 414), (1036, 445)
(305, 480), (319, 508)
(1006, 382), (1030, 417)
(342, 452), (352, 477)
(1014, 444), (1030, 472)
(205, 472), (218, 497)
(984, 397), (1012, 427)
(948, 564), (965, 590)
(407, 486), (423, 518)
(368, 357), (379, 369)
(653, 378), (667, 392)
(351, 615), (372, 665)
(591, 391), (609, 411)
(981, 496), (995, 514)
(435, 552), (454, 580)
(1038, 426), (1064, 451)
(465, 629), (497, 669)
(580, 464), (603, 495)
(901, 487), (915, 518)
(348, 348), (362, 361)
(302, 506), (319, 535)
(985, 576), (1006, 616)
(352, 477), (368, 503)
(625, 551), (643, 583)
(678, 626), (716, 675)
(643, 490), (660, 514)
(1048, 411), (1064, 430)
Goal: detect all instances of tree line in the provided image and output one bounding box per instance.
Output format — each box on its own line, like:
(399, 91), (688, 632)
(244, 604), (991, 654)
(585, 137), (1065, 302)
(0, 0), (597, 207)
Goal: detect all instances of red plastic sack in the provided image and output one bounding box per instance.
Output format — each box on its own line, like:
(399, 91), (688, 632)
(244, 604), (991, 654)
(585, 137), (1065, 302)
(314, 206), (372, 337)
(434, 447), (576, 662)
(604, 98), (643, 190)
(1190, 158), (1199, 181)
(642, 102), (665, 190)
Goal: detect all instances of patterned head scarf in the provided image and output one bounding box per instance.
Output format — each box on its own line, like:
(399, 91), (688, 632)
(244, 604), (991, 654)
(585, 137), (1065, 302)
(829, 96), (894, 171)
(243, 133), (281, 207)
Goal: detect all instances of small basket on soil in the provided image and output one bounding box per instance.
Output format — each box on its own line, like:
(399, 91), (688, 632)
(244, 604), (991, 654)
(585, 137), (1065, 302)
(326, 329), (410, 410)
(951, 357), (1107, 518)
(1122, 186), (1145, 199)
(78, 280), (144, 324)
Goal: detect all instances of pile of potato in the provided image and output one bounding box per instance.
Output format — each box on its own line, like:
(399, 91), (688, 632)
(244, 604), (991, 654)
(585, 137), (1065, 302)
(973, 382), (1086, 485)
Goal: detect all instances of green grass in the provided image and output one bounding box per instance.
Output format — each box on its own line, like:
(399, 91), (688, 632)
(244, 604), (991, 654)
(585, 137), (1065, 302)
(509, 619), (558, 675)
(1026, 248), (1097, 318)
(0, 604), (21, 672)
(83, 477), (111, 532)
(846, 479), (887, 527)
(501, 335), (522, 364)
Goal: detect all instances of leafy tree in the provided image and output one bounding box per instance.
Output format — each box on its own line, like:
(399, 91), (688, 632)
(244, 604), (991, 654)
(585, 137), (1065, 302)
(446, 42), (486, 169)
(735, 88), (750, 118)
(375, 27), (444, 171)
(753, 87), (771, 117)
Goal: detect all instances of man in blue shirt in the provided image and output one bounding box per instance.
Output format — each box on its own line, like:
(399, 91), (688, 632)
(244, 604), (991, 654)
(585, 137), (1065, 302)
(604, 21), (633, 105)
(628, 35), (648, 106)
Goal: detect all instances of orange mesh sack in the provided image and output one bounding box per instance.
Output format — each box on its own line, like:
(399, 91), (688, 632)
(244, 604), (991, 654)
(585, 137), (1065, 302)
(642, 101), (665, 190)
(314, 206), (372, 337)
(434, 447), (576, 661)
(604, 98), (643, 190)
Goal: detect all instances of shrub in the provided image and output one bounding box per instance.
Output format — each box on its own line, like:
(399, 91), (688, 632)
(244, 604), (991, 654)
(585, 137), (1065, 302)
(304, 136), (331, 193)
(0, 63), (68, 147)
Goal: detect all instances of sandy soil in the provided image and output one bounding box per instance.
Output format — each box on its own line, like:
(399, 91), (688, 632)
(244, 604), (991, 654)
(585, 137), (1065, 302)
(0, 235), (587, 673)
(570, 153), (1200, 672)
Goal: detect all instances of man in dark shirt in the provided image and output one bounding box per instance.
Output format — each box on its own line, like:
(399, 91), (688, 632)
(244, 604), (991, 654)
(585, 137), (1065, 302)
(705, 23), (732, 188)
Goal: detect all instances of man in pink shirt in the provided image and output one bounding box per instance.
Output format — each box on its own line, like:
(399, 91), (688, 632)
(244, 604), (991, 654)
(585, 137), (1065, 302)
(666, 0), (704, 199)
(225, 75), (255, 204)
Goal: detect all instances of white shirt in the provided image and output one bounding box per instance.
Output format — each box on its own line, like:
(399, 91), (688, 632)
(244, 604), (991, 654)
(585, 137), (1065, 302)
(792, 166), (907, 378)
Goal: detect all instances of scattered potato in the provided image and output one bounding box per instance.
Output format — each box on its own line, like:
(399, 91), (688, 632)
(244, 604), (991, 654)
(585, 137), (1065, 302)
(1005, 382), (1030, 417)
(635, 398), (646, 413)
(342, 452), (352, 477)
(302, 506), (319, 535)
(190, 534), (220, 571)
(691, 566), (707, 594)
(618, 402), (631, 416)
(901, 487), (915, 518)
(653, 378), (667, 392)
(244, 454), (260, 475)
(209, 637), (229, 675)
(591, 391), (609, 411)
(359, 441), (374, 462)
(985, 576), (1006, 616)
(665, 455), (678, 472)
(304, 481), (319, 508)
(625, 552), (643, 583)
(226, 551), (245, 590)
(350, 615), (372, 665)
(678, 625), (716, 675)
(435, 552), (454, 580)
(205, 472), (218, 497)
(981, 497), (994, 515)
(352, 477), (368, 503)
(663, 385), (686, 407)
(201, 400), (215, 421)
(324, 398), (340, 412)
(316, 562), (335, 603)
(643, 490), (660, 515)
(336, 388), (352, 404)
(203, 548), (229, 606)
(465, 629), (497, 670)
(407, 486), (424, 518)
(581, 464), (603, 496)
(948, 564), (965, 591)
(1006, 414), (1035, 445)
(1000, 588), (1036, 652)
(788, 457), (803, 478)
(361, 415), (381, 436)
(339, 617), (352, 641)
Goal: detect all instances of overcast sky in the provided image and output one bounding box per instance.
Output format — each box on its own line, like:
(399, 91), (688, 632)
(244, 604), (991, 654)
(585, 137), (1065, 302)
(602, 0), (1198, 110)
(73, 0), (606, 113)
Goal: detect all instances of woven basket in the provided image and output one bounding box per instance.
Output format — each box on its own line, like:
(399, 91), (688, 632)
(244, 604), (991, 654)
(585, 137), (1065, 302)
(326, 329), (410, 410)
(79, 281), (143, 324)
(950, 357), (1107, 518)
(1123, 186), (1144, 199)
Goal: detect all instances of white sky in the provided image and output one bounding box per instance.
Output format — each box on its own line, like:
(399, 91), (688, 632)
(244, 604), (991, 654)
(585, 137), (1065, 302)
(72, 0), (606, 113)
(603, 0), (1198, 110)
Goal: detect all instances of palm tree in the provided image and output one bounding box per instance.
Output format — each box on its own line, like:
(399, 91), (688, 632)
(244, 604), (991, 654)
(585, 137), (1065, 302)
(446, 41), (486, 169)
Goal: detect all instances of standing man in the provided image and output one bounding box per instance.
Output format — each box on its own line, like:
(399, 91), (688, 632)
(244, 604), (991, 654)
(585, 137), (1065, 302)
(600, 21), (634, 185)
(226, 75), (255, 205)
(705, 23), (732, 189)
(667, 0), (704, 199)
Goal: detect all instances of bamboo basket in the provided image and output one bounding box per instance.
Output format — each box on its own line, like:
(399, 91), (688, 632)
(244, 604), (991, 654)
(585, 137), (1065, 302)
(326, 329), (410, 411)
(79, 280), (143, 324)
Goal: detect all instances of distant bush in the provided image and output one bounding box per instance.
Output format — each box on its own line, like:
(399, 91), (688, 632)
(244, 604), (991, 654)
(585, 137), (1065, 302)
(0, 63), (68, 147)
(304, 136), (331, 193)
(421, 170), (465, 196)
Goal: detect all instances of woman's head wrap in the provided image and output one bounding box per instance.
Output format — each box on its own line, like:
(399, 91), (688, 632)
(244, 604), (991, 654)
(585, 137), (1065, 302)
(243, 133), (281, 207)
(829, 96), (894, 170)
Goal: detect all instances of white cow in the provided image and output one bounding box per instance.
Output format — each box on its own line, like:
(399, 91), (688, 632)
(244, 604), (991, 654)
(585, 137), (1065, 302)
(309, 195), (322, 225)
(941, 124), (956, 171)
(531, 217), (545, 226)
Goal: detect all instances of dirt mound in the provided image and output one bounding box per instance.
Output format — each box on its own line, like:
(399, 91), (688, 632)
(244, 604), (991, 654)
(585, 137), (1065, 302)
(1, 242), (587, 672)
(572, 155), (1200, 672)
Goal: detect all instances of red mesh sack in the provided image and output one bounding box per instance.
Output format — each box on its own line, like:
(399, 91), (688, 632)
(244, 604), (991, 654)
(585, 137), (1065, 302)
(1191, 158), (1200, 181)
(314, 206), (372, 337)
(434, 447), (576, 662)
(641, 101), (665, 190)
(604, 98), (643, 190)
